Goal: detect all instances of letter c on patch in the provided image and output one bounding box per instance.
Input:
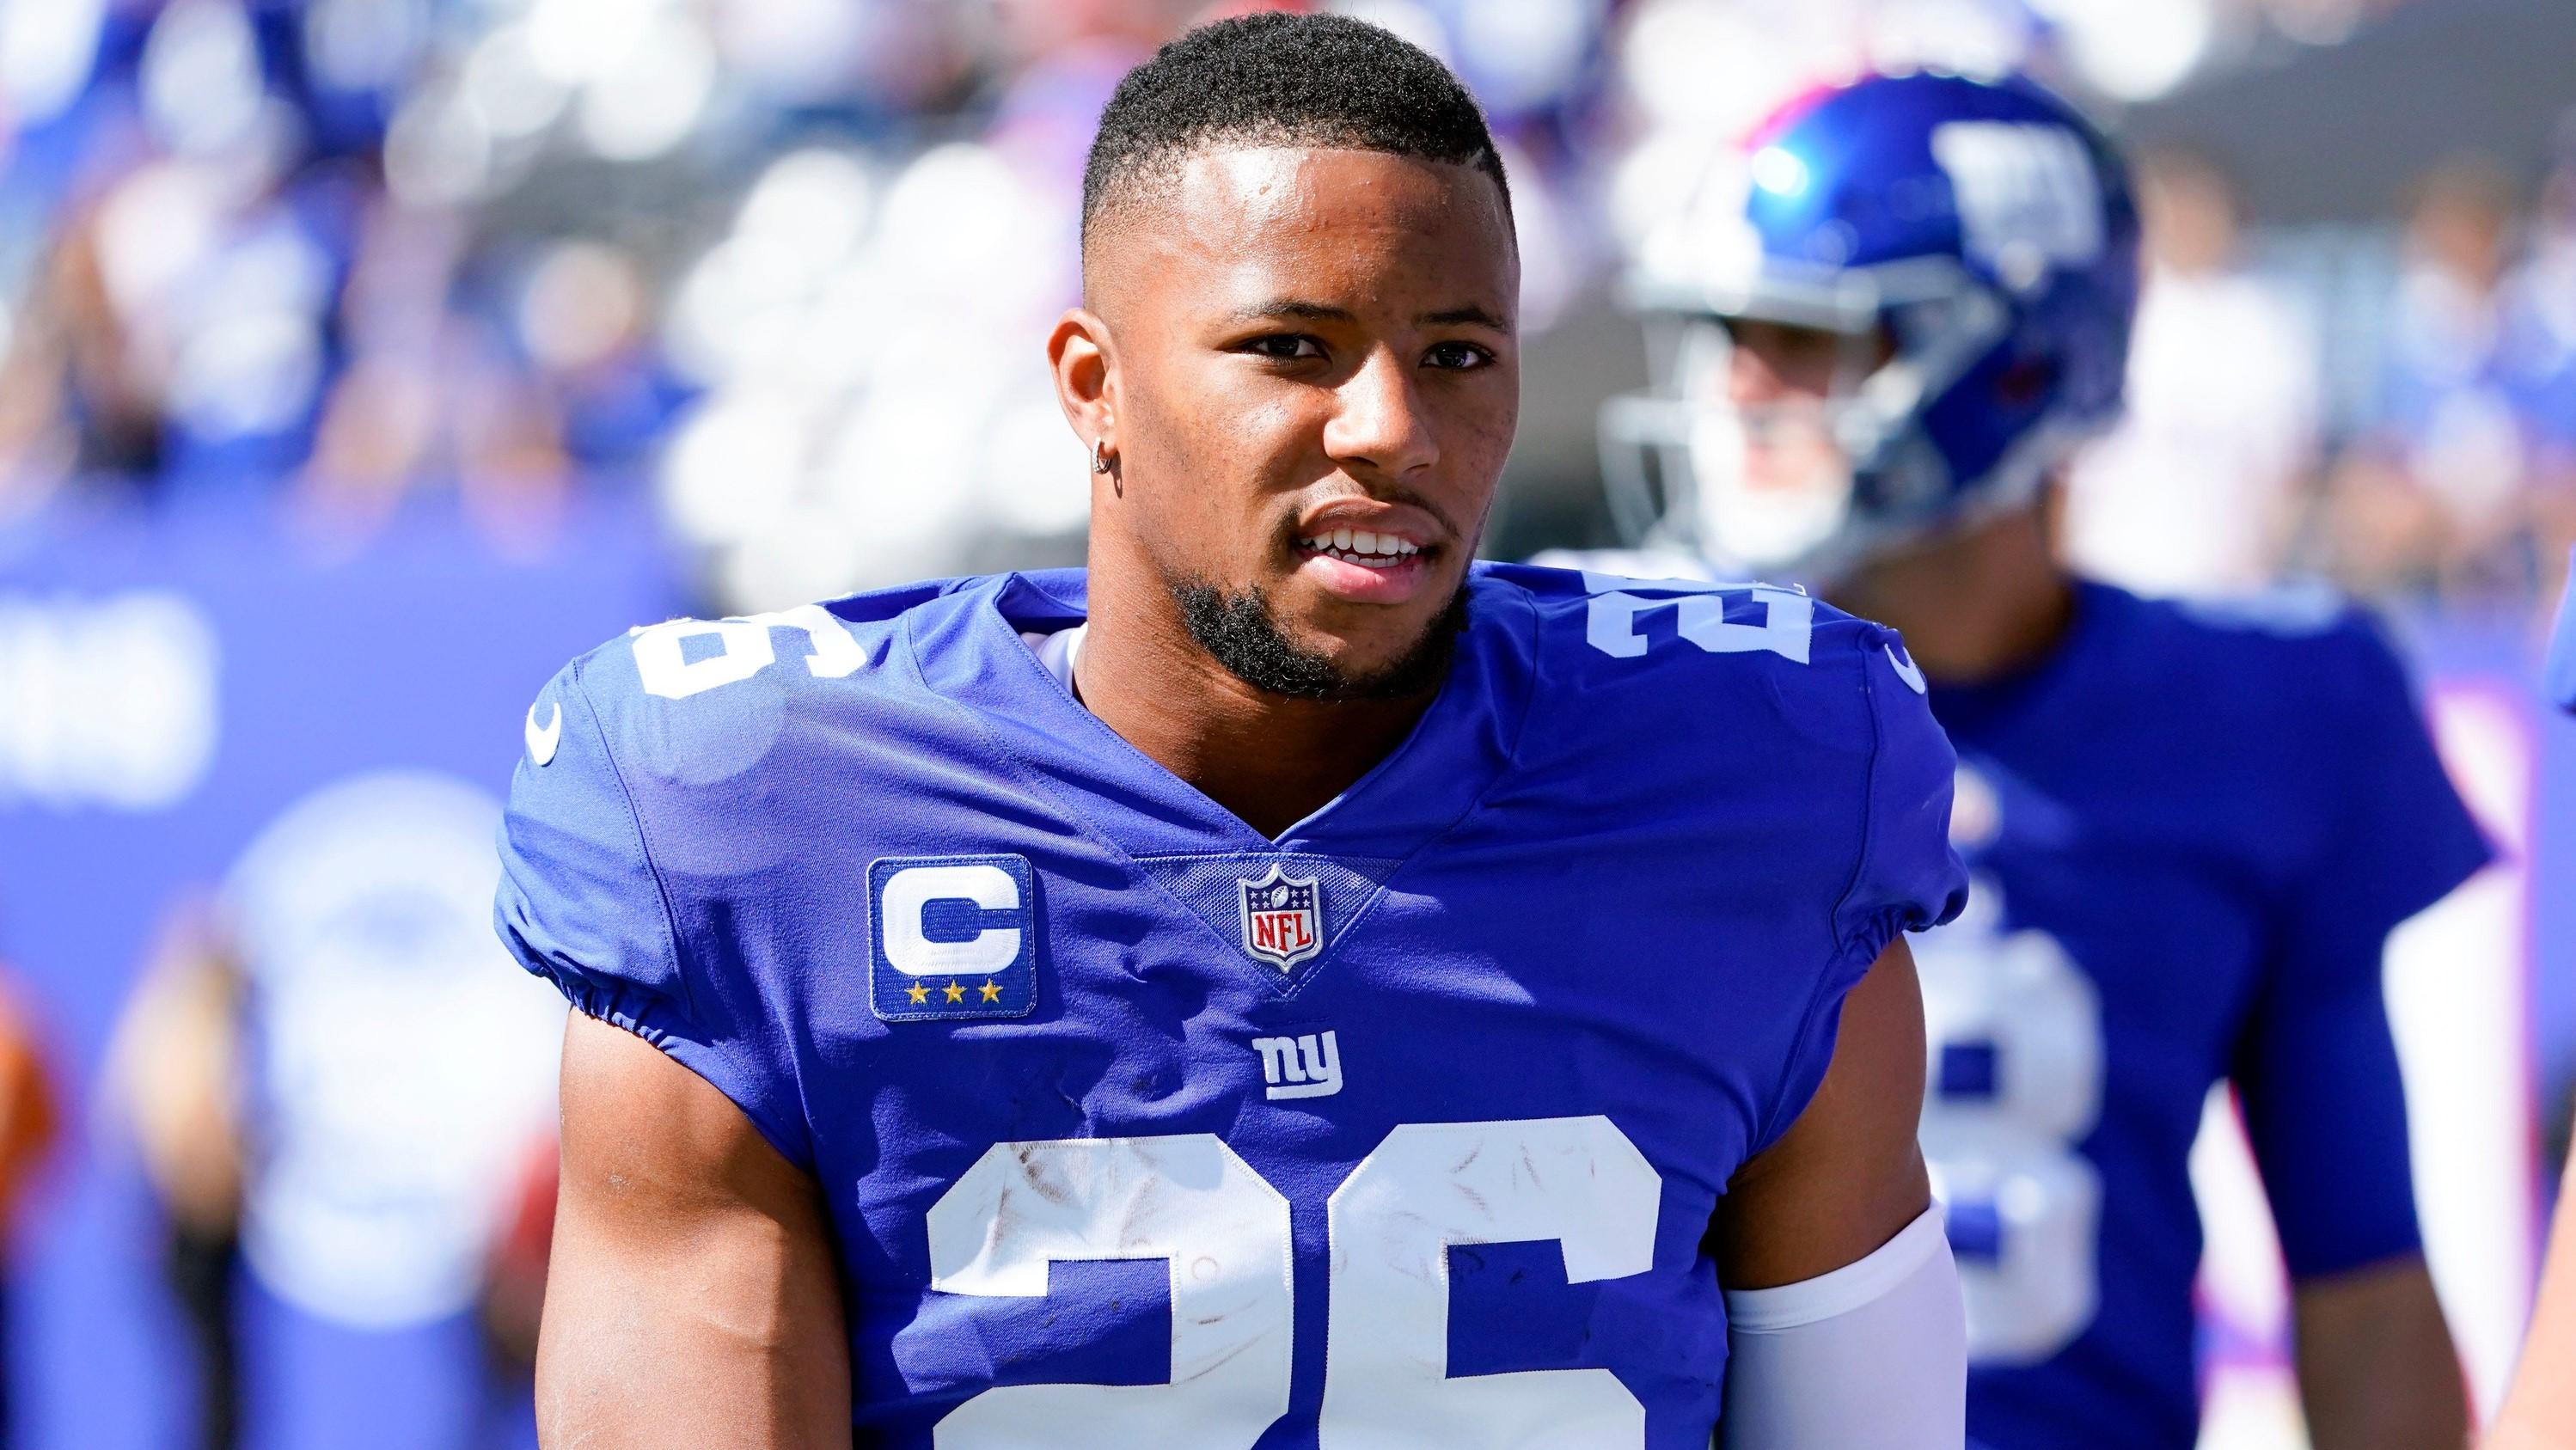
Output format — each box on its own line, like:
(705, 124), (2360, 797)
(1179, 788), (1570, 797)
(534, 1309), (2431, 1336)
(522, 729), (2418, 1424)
(880, 864), (1022, 977)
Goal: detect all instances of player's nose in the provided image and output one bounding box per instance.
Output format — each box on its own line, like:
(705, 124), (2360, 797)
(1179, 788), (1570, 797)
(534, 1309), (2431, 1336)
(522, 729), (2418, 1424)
(1322, 346), (1439, 480)
(1727, 339), (1793, 407)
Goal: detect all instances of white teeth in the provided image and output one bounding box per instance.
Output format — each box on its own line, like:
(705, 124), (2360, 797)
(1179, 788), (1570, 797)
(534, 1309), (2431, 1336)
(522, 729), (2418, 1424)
(1300, 529), (1423, 562)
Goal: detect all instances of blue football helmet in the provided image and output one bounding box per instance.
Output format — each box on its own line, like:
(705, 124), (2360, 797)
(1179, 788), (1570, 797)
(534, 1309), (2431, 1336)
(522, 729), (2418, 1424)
(1600, 71), (2141, 580)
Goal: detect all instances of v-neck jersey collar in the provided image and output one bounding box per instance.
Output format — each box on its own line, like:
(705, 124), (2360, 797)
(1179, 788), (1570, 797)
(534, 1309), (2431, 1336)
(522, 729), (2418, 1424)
(901, 568), (1535, 863)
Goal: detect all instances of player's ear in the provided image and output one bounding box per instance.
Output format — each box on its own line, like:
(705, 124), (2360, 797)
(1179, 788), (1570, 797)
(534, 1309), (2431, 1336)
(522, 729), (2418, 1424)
(1048, 308), (1116, 474)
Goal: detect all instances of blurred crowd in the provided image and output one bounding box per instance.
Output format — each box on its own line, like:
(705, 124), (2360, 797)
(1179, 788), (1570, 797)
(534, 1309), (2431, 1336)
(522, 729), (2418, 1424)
(1, 0), (2568, 615)
(2065, 141), (2576, 610)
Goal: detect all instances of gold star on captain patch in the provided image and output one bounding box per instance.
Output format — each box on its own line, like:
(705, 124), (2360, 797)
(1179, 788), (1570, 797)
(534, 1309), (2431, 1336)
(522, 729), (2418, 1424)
(979, 980), (1004, 1003)
(904, 982), (930, 1006)
(943, 980), (967, 1004)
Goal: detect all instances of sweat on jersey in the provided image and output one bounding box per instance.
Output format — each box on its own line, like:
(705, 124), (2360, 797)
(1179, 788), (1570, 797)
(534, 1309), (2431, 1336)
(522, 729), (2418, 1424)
(493, 563), (1967, 1447)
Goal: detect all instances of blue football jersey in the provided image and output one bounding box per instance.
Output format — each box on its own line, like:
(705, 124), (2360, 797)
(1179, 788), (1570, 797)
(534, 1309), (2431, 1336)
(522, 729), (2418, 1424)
(1917, 581), (2490, 1450)
(494, 563), (1966, 1447)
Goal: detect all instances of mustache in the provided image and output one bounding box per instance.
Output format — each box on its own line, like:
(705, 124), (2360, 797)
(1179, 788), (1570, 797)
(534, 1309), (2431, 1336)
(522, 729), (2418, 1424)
(1288, 480), (1472, 546)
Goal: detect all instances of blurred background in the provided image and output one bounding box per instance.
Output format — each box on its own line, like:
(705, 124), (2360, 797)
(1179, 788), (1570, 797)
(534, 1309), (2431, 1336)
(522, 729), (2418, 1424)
(0, 0), (2569, 1447)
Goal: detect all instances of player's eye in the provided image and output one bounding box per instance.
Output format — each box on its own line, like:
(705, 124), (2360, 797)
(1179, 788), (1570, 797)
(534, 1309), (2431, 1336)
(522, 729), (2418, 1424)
(1242, 333), (1326, 362)
(1423, 340), (1495, 372)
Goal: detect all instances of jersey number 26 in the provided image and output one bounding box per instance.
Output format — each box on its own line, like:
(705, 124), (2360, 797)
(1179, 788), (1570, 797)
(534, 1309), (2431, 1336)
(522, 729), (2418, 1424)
(923, 1116), (1661, 1447)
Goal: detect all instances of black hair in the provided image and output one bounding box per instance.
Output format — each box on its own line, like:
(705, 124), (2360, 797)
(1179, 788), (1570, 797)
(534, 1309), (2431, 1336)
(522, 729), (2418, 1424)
(1080, 12), (1509, 250)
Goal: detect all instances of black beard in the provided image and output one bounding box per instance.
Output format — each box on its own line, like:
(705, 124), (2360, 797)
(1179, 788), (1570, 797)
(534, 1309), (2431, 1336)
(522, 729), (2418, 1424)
(1171, 578), (1471, 702)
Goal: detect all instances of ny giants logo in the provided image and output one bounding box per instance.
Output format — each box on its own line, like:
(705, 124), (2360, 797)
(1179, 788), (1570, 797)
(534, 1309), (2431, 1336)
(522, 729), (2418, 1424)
(1251, 1031), (1343, 1100)
(1238, 864), (1323, 972)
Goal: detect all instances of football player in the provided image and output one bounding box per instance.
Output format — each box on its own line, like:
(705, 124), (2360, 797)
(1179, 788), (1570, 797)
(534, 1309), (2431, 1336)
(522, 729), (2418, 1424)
(1594, 71), (2486, 1450)
(498, 15), (1972, 1449)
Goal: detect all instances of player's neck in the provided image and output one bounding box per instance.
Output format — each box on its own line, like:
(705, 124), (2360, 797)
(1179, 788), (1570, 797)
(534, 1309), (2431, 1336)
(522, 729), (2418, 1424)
(1831, 504), (2076, 686)
(1075, 567), (1440, 840)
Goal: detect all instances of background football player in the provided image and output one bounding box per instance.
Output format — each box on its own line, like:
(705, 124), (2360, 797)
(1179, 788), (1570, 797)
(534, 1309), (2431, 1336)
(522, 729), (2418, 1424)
(499, 15), (1974, 1448)
(1588, 71), (2487, 1450)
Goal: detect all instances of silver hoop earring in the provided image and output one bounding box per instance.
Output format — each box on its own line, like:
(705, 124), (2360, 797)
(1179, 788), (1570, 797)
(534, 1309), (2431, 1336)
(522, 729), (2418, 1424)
(1091, 438), (1112, 474)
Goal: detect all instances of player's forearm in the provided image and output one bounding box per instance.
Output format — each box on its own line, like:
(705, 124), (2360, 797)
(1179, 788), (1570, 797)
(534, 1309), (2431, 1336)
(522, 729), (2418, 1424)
(2291, 1255), (2469, 1450)
(1720, 1205), (1966, 1448)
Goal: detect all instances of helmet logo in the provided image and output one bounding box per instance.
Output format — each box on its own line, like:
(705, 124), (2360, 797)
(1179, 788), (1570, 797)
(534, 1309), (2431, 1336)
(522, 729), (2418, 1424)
(1930, 121), (2106, 286)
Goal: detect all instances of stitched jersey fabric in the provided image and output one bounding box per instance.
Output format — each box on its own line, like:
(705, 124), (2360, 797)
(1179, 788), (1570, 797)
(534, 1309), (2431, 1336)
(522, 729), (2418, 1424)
(494, 563), (1966, 1447)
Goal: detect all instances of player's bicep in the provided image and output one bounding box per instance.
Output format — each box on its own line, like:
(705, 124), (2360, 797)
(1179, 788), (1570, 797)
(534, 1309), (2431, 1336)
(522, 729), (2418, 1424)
(542, 1012), (849, 1449)
(1716, 938), (1933, 1290)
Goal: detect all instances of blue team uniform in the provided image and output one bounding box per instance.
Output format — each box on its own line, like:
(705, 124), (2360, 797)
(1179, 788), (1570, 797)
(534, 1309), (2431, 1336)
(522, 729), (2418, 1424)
(1915, 580), (2488, 1450)
(493, 563), (1965, 1447)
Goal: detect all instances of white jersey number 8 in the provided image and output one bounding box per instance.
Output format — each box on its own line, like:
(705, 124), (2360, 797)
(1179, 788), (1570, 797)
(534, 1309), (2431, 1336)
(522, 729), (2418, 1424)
(1914, 882), (2107, 1365)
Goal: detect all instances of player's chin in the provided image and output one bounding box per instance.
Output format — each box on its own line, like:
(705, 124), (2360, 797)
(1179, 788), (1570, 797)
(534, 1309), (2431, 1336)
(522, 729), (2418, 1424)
(1273, 550), (1465, 678)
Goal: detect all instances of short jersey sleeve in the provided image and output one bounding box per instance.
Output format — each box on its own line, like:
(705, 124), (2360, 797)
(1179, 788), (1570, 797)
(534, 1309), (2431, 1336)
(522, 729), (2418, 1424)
(1832, 627), (1973, 964)
(2241, 612), (2488, 1277)
(2278, 614), (2490, 975)
(493, 654), (812, 1169)
(1759, 625), (1971, 1154)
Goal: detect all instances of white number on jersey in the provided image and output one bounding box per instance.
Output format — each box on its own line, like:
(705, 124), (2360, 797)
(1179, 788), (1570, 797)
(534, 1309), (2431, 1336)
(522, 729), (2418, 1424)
(1322, 1117), (1660, 1447)
(1915, 878), (2107, 1364)
(927, 1136), (1294, 1447)
(629, 604), (868, 700)
(921, 1117), (1662, 1448)
(1579, 572), (1814, 664)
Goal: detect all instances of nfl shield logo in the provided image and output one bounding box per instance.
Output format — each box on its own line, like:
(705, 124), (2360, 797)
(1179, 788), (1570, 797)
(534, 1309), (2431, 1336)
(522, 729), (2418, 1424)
(1238, 864), (1324, 972)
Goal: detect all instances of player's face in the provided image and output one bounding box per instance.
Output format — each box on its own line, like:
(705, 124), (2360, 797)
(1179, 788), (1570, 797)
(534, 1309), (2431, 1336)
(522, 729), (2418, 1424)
(1701, 317), (1887, 495)
(1676, 315), (1891, 569)
(1103, 146), (1519, 686)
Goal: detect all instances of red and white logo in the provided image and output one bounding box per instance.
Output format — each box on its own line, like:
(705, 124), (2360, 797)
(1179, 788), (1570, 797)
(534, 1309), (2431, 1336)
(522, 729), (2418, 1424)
(1238, 865), (1324, 972)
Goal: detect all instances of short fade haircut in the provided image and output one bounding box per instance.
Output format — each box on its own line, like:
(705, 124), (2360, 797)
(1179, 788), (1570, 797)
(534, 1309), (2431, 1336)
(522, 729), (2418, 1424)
(1080, 12), (1510, 257)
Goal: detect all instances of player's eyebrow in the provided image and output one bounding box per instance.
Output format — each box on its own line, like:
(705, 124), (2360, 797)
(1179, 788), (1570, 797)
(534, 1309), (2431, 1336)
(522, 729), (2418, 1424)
(1220, 300), (1511, 331)
(1419, 304), (1509, 331)
(1221, 299), (1355, 326)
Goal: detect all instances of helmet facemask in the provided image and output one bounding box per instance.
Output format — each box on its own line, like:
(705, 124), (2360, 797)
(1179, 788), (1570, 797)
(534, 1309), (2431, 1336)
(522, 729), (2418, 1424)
(1602, 269), (2014, 584)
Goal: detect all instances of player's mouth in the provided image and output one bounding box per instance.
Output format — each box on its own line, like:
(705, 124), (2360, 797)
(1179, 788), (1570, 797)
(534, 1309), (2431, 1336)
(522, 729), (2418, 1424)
(1292, 523), (1436, 604)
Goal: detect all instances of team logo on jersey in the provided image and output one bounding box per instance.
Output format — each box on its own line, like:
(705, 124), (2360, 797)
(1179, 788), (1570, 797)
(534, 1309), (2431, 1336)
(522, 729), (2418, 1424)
(1239, 865), (1323, 972)
(868, 854), (1038, 1023)
(1883, 639), (1929, 694)
(1251, 1031), (1343, 1100)
(524, 699), (562, 765)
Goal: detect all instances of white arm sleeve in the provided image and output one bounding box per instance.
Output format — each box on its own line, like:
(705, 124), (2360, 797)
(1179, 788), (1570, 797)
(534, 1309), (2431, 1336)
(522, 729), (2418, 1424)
(1719, 1205), (1967, 1449)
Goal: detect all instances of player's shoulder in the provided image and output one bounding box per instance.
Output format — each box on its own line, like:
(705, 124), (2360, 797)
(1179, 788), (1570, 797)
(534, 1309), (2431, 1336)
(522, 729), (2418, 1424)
(2105, 578), (2415, 712)
(1488, 554), (1965, 946)
(519, 572), (1008, 785)
(1482, 555), (1937, 765)
(1490, 554), (1918, 694)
